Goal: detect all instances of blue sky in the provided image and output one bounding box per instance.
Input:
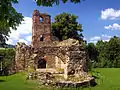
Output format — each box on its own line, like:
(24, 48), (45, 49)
(7, 0), (120, 44)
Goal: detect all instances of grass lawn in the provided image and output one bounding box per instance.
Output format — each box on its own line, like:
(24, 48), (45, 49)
(0, 68), (120, 90)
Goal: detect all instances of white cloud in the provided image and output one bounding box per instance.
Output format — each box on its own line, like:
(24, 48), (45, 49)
(83, 37), (86, 40)
(6, 39), (13, 45)
(89, 36), (101, 44)
(89, 34), (112, 44)
(18, 39), (28, 45)
(6, 17), (32, 45)
(104, 23), (120, 30)
(103, 39), (110, 42)
(9, 30), (20, 40)
(101, 34), (112, 38)
(101, 34), (112, 42)
(90, 36), (101, 41)
(26, 35), (32, 42)
(89, 40), (98, 44)
(101, 8), (120, 20)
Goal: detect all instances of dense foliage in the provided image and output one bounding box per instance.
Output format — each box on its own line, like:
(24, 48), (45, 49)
(86, 36), (120, 68)
(0, 0), (23, 47)
(0, 48), (15, 75)
(35, 0), (81, 7)
(52, 12), (83, 41)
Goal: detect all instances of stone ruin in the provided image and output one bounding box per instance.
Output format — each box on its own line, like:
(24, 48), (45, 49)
(15, 10), (94, 87)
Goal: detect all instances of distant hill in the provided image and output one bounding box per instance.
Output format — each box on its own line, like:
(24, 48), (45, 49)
(6, 44), (15, 48)
(0, 44), (15, 48)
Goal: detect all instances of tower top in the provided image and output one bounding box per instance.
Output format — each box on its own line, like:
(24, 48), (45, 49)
(33, 10), (51, 17)
(32, 10), (51, 48)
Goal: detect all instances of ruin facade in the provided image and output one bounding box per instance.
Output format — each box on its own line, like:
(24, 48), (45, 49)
(15, 10), (88, 79)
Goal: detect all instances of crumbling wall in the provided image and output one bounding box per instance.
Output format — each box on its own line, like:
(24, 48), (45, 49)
(15, 42), (66, 71)
(15, 39), (88, 80)
(67, 47), (88, 76)
(15, 42), (33, 71)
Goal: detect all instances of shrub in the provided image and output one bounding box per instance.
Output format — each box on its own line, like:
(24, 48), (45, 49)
(0, 48), (15, 76)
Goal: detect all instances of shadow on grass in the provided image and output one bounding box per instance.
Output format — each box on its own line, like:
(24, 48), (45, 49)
(0, 80), (5, 82)
(90, 80), (97, 87)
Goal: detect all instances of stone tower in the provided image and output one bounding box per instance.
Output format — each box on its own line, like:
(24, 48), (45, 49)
(32, 10), (51, 48)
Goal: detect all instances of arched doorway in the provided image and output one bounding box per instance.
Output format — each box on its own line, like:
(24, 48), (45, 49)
(38, 58), (46, 68)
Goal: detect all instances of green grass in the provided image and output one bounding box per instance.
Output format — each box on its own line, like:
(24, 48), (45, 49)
(0, 72), (40, 90)
(0, 68), (120, 90)
(86, 68), (120, 90)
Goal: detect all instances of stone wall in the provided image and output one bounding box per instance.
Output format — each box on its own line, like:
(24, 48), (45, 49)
(15, 42), (66, 71)
(15, 39), (88, 79)
(67, 50), (87, 75)
(15, 42), (33, 71)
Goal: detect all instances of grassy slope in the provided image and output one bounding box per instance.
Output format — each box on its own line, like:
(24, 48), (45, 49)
(0, 68), (120, 90)
(0, 72), (40, 90)
(86, 68), (120, 90)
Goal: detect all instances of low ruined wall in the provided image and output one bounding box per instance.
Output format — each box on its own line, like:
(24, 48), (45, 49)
(15, 42), (66, 71)
(15, 39), (88, 79)
(15, 42), (33, 71)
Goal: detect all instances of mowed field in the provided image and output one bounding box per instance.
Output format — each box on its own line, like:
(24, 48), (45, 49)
(0, 68), (120, 90)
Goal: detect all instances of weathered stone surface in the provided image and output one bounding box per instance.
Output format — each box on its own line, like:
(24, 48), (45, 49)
(27, 71), (95, 87)
(15, 42), (33, 71)
(15, 40), (88, 76)
(26, 72), (37, 80)
(32, 10), (51, 48)
(38, 72), (55, 85)
(15, 10), (92, 88)
(55, 77), (95, 87)
(56, 38), (79, 46)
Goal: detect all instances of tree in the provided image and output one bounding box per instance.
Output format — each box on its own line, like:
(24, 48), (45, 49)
(95, 37), (120, 68)
(87, 43), (98, 62)
(86, 43), (98, 65)
(106, 36), (120, 68)
(35, 0), (81, 7)
(52, 12), (83, 41)
(0, 0), (23, 47)
(96, 40), (108, 67)
(86, 43), (98, 69)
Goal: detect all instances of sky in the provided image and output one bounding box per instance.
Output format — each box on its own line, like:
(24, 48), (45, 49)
(6, 0), (120, 45)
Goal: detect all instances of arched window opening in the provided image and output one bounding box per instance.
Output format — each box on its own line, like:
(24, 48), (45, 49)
(40, 17), (43, 22)
(40, 35), (43, 41)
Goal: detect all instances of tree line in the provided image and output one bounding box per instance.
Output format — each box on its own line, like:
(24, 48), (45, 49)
(86, 36), (120, 68)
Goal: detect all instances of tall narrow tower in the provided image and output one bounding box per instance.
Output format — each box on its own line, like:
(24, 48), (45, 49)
(32, 10), (51, 48)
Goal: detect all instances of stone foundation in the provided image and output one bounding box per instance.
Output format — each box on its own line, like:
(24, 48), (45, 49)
(55, 77), (95, 87)
(27, 71), (95, 87)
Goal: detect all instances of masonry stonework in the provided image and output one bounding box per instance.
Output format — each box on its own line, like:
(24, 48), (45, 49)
(32, 10), (51, 48)
(15, 10), (88, 79)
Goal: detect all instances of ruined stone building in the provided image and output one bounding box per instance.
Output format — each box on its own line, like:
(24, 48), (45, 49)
(15, 10), (88, 78)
